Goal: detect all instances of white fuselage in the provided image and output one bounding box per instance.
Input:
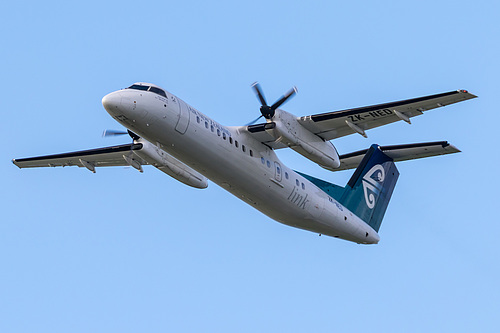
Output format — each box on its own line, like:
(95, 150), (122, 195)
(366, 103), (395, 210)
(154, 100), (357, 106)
(102, 86), (379, 244)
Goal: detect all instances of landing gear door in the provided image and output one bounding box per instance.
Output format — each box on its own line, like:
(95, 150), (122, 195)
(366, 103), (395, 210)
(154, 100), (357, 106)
(175, 100), (190, 134)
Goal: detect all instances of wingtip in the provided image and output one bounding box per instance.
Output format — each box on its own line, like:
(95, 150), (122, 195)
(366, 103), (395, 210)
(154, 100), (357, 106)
(12, 159), (21, 169)
(450, 144), (462, 153)
(458, 89), (478, 99)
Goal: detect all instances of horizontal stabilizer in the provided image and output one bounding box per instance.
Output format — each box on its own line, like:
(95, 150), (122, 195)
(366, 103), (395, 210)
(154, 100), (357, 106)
(337, 141), (460, 171)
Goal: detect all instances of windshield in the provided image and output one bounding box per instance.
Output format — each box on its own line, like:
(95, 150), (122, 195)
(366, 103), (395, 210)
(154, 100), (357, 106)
(127, 84), (149, 91)
(127, 84), (167, 98)
(149, 86), (167, 98)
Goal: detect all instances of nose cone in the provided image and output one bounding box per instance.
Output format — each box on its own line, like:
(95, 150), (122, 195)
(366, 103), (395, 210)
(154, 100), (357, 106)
(102, 92), (122, 114)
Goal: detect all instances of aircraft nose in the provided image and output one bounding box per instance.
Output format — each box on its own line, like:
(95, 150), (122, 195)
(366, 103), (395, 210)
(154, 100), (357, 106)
(102, 92), (122, 113)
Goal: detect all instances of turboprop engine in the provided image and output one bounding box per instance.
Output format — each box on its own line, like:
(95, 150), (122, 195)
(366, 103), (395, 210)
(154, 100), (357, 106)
(102, 130), (207, 188)
(274, 109), (340, 170)
(250, 82), (340, 171)
(134, 139), (208, 189)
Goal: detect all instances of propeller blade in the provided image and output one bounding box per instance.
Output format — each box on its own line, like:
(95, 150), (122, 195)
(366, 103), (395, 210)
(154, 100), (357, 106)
(251, 82), (268, 106)
(245, 115), (264, 126)
(102, 129), (128, 137)
(271, 86), (298, 111)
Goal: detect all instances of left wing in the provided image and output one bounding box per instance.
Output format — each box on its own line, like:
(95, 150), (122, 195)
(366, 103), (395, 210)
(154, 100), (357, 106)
(12, 143), (147, 172)
(298, 90), (477, 141)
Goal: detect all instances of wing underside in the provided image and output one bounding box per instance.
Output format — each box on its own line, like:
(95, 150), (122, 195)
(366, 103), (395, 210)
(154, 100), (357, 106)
(12, 143), (147, 170)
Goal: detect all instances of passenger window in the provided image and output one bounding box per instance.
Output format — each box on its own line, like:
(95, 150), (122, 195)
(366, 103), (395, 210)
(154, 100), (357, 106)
(285, 172), (289, 179)
(205, 121), (209, 129)
(249, 150), (253, 157)
(229, 137), (233, 144)
(242, 145), (246, 152)
(235, 140), (239, 148)
(267, 160), (271, 168)
(223, 133), (226, 140)
(261, 157), (265, 164)
(217, 129), (221, 136)
(211, 125), (215, 132)
(196, 116), (200, 123)
(296, 179), (299, 186)
(301, 183), (305, 190)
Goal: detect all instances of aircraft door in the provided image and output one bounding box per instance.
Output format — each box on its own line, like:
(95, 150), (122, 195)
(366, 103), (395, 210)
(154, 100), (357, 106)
(175, 100), (190, 134)
(274, 162), (282, 182)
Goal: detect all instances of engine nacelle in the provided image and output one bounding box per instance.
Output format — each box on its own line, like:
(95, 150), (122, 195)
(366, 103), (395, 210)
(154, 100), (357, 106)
(134, 139), (208, 189)
(275, 109), (340, 170)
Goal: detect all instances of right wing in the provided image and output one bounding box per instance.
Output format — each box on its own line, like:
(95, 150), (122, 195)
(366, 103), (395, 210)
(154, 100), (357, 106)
(298, 90), (477, 141)
(337, 141), (460, 171)
(12, 143), (147, 172)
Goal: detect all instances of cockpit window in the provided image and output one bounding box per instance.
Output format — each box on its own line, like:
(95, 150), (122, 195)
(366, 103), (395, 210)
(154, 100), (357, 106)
(127, 84), (167, 98)
(149, 86), (167, 98)
(128, 84), (150, 91)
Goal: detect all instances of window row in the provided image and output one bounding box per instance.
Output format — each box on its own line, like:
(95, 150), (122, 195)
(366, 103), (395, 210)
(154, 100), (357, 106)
(196, 116), (253, 157)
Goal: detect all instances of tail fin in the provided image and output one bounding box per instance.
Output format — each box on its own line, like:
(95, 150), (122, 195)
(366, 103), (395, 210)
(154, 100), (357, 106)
(339, 144), (399, 232)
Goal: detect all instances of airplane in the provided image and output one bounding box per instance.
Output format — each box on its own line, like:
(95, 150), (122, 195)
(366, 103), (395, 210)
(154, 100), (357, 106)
(12, 82), (476, 244)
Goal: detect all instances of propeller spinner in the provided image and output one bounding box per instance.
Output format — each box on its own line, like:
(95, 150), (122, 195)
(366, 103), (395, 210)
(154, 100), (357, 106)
(251, 82), (298, 121)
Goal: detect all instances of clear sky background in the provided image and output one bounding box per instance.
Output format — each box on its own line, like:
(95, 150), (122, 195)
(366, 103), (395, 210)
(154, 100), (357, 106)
(2, 0), (499, 332)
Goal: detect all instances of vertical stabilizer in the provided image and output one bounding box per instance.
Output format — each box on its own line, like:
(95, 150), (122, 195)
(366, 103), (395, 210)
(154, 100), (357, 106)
(340, 144), (399, 232)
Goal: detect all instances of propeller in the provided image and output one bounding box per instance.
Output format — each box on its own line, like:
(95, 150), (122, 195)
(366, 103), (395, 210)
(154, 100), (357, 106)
(251, 82), (298, 121)
(102, 129), (140, 140)
(102, 129), (128, 137)
(245, 115), (264, 126)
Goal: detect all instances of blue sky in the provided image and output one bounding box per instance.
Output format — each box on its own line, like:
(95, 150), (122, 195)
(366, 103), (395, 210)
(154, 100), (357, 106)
(2, 0), (499, 332)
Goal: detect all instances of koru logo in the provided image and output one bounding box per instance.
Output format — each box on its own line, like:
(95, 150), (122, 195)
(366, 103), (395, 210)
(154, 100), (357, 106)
(362, 164), (385, 209)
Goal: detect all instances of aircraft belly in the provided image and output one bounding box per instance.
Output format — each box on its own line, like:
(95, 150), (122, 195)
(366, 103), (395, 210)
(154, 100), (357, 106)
(158, 134), (313, 225)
